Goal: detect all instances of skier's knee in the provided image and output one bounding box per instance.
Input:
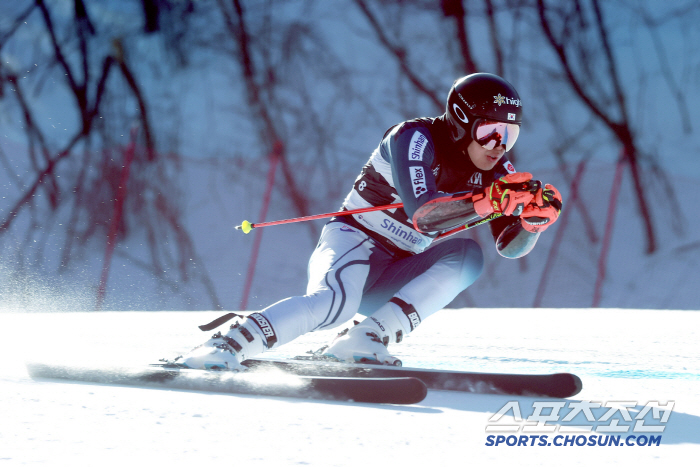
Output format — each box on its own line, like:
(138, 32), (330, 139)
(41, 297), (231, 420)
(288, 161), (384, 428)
(451, 238), (484, 288)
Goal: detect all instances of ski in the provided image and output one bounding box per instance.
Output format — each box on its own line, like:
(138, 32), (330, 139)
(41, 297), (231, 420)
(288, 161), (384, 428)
(26, 362), (428, 405)
(242, 358), (583, 399)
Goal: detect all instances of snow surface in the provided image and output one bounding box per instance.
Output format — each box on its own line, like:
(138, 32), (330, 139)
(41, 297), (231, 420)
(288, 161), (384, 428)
(1, 308), (699, 466)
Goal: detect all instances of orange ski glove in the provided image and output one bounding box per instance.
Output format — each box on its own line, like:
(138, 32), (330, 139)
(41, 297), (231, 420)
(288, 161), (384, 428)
(520, 184), (563, 233)
(473, 172), (535, 218)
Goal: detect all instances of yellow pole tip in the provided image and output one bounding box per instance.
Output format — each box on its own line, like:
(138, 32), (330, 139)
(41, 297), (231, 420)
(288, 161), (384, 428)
(239, 220), (253, 234)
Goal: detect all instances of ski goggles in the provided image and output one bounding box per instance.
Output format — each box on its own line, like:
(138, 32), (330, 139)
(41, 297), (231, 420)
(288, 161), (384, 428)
(472, 119), (520, 152)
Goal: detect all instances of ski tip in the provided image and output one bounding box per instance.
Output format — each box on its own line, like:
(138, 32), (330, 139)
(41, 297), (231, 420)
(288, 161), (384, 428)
(552, 372), (583, 398)
(409, 376), (429, 403)
(387, 376), (428, 404)
(569, 373), (583, 397)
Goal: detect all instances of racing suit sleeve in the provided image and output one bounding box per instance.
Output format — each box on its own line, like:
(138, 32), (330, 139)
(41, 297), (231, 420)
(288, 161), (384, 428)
(387, 127), (438, 218)
(388, 127), (483, 232)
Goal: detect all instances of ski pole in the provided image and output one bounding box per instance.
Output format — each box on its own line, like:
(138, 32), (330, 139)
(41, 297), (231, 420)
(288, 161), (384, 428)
(236, 202), (499, 238)
(236, 180), (540, 235)
(435, 212), (503, 240)
(235, 203), (404, 234)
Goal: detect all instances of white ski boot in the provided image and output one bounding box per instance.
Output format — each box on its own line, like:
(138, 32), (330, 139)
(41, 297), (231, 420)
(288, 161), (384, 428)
(323, 302), (409, 366)
(176, 319), (265, 371)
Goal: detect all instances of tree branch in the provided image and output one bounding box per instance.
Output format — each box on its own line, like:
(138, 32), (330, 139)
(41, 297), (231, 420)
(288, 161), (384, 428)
(355, 0), (443, 110)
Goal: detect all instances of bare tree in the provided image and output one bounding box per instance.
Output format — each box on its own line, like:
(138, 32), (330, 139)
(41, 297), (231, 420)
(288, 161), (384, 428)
(216, 0), (316, 237)
(0, 0), (221, 309)
(535, 0), (664, 253)
(441, 0), (480, 75)
(210, 0), (383, 238)
(3, 0), (695, 310)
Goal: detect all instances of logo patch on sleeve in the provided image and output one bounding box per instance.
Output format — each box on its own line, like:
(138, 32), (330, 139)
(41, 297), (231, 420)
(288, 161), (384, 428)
(410, 166), (428, 197)
(503, 161), (516, 174)
(408, 132), (428, 161)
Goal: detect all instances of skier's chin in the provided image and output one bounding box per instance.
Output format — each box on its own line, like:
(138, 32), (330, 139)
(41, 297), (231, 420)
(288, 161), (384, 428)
(474, 155), (501, 171)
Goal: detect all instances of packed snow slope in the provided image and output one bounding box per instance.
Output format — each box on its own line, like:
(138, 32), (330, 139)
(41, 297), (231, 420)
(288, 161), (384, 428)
(1, 308), (698, 466)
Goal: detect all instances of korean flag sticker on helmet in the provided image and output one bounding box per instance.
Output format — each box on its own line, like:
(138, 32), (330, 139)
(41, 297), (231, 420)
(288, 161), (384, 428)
(507, 113), (516, 121)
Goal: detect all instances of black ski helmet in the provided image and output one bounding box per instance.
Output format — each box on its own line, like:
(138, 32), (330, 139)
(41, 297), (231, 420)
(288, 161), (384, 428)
(445, 73), (522, 144)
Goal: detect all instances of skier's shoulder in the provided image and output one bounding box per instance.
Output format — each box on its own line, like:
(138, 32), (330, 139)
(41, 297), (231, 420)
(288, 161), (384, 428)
(382, 117), (441, 142)
(378, 118), (442, 168)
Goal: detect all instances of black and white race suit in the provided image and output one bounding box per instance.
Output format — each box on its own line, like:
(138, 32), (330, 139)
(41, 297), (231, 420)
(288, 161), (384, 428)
(255, 116), (535, 348)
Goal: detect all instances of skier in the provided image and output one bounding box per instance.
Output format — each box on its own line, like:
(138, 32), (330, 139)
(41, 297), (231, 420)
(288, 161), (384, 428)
(179, 73), (563, 370)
